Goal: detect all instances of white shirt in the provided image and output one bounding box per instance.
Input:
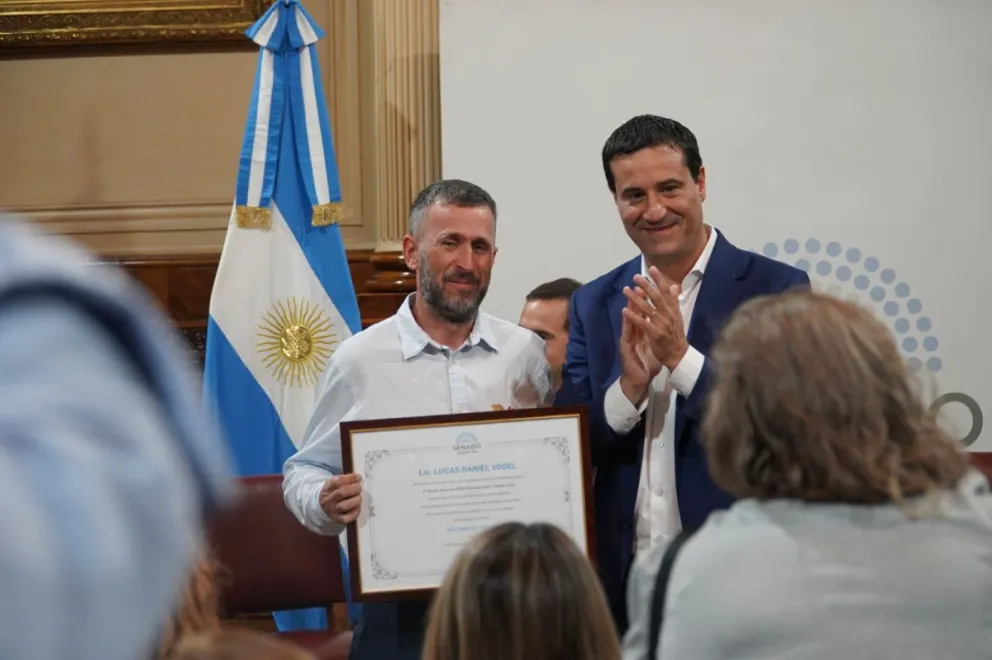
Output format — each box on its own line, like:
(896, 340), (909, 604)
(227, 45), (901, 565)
(282, 294), (554, 536)
(603, 227), (717, 554)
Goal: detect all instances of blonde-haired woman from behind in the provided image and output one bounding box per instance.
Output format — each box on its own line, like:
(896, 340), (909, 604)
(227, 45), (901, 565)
(168, 630), (316, 660)
(153, 550), (223, 659)
(622, 290), (992, 660)
(422, 521), (620, 660)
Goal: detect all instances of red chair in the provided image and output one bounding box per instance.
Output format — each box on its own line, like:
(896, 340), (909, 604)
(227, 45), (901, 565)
(207, 475), (352, 660)
(971, 452), (992, 479)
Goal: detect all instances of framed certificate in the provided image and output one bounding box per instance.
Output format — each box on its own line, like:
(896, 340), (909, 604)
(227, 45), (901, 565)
(340, 405), (593, 601)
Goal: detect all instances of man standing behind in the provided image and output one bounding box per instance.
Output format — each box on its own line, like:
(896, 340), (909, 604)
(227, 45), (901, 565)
(556, 115), (809, 631)
(518, 277), (582, 391)
(282, 179), (553, 659)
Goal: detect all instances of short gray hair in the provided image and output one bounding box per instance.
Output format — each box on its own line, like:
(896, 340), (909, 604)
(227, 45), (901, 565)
(408, 179), (497, 240)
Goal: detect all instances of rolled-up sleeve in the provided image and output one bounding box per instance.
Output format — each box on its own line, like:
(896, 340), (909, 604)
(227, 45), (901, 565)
(0, 297), (222, 660)
(282, 350), (364, 536)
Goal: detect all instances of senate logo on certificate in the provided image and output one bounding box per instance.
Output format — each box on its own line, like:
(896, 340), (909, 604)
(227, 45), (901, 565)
(454, 432), (482, 454)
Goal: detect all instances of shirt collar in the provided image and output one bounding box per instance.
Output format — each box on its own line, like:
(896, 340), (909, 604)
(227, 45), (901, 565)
(640, 225), (719, 289)
(395, 293), (499, 360)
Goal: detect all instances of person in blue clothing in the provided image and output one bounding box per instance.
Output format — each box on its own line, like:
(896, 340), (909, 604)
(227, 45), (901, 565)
(555, 114), (810, 632)
(0, 217), (234, 660)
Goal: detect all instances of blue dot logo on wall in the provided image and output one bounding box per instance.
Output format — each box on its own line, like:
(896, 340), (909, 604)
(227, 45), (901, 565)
(762, 238), (982, 447)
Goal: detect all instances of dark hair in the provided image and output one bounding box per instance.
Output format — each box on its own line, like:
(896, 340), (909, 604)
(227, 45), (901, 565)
(702, 289), (970, 505)
(601, 115), (703, 192)
(409, 178), (497, 238)
(422, 522), (620, 660)
(525, 278), (582, 331)
(525, 277), (582, 302)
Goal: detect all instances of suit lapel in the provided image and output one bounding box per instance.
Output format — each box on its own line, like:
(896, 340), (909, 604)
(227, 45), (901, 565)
(676, 232), (752, 445)
(608, 256), (642, 386)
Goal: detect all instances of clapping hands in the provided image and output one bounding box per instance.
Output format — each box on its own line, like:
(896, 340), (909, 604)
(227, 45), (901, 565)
(618, 267), (689, 405)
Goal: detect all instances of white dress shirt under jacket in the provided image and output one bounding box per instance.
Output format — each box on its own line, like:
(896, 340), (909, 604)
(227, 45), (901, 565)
(283, 294), (554, 536)
(603, 227), (717, 554)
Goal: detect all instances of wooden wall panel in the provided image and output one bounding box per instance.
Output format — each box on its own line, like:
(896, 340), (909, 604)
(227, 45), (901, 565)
(0, 0), (375, 257)
(109, 249), (403, 366)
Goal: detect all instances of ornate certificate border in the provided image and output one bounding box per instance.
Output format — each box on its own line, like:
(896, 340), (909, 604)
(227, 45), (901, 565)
(340, 405), (594, 601)
(0, 0), (269, 49)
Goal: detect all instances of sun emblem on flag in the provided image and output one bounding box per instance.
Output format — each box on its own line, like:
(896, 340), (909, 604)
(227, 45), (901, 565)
(257, 298), (338, 387)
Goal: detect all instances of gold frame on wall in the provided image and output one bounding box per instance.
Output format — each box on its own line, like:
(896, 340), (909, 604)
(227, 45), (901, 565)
(0, 0), (271, 49)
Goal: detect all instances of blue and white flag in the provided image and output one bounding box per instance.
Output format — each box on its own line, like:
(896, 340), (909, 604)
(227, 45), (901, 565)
(203, 0), (362, 633)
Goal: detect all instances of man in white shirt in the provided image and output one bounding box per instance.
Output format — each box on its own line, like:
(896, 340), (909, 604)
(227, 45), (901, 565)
(283, 178), (553, 660)
(555, 114), (809, 632)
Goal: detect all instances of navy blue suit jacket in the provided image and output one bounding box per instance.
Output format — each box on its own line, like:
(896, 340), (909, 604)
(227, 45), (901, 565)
(555, 230), (809, 631)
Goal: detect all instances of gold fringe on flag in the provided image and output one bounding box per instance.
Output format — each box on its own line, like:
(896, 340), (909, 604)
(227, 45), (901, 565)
(235, 205), (272, 230)
(311, 202), (342, 227)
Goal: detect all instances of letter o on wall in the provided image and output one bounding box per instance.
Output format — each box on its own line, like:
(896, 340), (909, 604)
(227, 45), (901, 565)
(930, 393), (983, 448)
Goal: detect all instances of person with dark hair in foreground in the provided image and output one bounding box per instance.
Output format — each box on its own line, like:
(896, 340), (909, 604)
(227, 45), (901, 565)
(519, 277), (583, 391)
(555, 114), (809, 631)
(423, 522), (620, 660)
(622, 290), (992, 660)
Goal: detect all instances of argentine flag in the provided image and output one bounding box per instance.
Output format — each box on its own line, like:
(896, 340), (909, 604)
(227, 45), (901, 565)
(202, 0), (362, 633)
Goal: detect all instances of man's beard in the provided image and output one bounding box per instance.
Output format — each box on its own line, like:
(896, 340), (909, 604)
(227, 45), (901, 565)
(419, 255), (488, 324)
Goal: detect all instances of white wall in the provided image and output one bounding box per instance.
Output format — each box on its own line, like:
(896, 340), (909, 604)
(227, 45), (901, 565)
(439, 0), (992, 450)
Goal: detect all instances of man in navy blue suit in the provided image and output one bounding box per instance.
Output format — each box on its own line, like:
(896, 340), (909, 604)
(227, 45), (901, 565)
(556, 115), (809, 632)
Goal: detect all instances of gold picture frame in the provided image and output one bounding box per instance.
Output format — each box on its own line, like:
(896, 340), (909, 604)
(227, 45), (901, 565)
(0, 0), (271, 50)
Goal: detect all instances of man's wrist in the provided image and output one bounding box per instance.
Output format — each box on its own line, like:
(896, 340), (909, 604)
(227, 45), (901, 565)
(619, 373), (649, 407)
(663, 342), (689, 372)
(669, 346), (705, 398)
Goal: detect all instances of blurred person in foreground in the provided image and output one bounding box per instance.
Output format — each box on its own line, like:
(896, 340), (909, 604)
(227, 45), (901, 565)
(518, 277), (583, 391)
(282, 179), (553, 659)
(622, 290), (992, 660)
(422, 522), (620, 660)
(0, 217), (234, 660)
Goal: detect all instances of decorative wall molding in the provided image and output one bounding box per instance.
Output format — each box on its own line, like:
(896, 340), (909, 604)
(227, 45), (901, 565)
(22, 202), (233, 256)
(110, 248), (380, 366)
(20, 201), (376, 256)
(0, 0), (269, 50)
(24, 201), (231, 232)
